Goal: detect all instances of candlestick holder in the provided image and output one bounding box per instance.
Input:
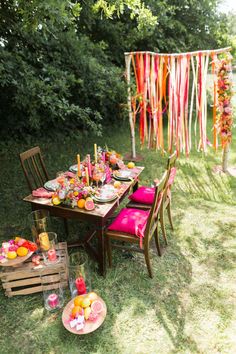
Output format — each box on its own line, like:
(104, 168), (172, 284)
(41, 272), (64, 311)
(40, 232), (61, 265)
(68, 252), (91, 298)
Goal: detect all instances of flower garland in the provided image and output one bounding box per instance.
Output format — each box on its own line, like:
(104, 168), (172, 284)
(216, 53), (233, 147)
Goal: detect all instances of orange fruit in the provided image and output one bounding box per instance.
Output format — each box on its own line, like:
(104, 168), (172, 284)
(7, 251), (17, 260)
(77, 199), (86, 209)
(87, 292), (98, 302)
(81, 296), (91, 308)
(14, 236), (22, 243)
(71, 306), (83, 318)
(74, 295), (84, 307)
(16, 246), (28, 257)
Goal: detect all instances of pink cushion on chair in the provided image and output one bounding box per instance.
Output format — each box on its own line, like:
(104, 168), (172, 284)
(129, 186), (155, 205)
(108, 208), (150, 240)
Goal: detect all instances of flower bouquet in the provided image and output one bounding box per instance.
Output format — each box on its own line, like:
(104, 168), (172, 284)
(52, 176), (96, 211)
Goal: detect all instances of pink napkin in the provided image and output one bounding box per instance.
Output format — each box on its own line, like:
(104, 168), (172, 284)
(64, 171), (76, 178)
(32, 188), (54, 198)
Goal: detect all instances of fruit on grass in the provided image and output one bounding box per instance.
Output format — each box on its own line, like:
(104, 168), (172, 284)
(113, 181), (121, 189)
(71, 306), (83, 318)
(77, 199), (86, 209)
(74, 295), (84, 307)
(7, 251), (17, 260)
(127, 162), (135, 169)
(17, 246), (28, 257)
(81, 296), (91, 308)
(87, 292), (98, 302)
(84, 198), (95, 211)
(91, 300), (103, 314)
(84, 306), (92, 320)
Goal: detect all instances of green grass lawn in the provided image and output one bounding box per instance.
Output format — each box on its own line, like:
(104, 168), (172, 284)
(0, 119), (235, 354)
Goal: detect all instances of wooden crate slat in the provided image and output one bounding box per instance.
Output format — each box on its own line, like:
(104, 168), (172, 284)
(0, 242), (68, 297)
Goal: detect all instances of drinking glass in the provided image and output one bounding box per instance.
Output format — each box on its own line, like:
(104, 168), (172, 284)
(92, 165), (102, 188)
(28, 210), (51, 246)
(41, 272), (64, 311)
(68, 252), (91, 298)
(39, 232), (61, 265)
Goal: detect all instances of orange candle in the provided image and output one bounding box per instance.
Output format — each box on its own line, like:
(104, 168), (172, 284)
(77, 154), (81, 177)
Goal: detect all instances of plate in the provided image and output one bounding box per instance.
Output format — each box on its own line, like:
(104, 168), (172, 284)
(93, 195), (117, 203)
(0, 251), (34, 267)
(113, 170), (132, 181)
(44, 180), (60, 191)
(69, 164), (82, 173)
(62, 296), (107, 334)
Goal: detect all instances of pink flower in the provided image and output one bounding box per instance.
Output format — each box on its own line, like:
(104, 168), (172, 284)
(224, 106), (232, 114)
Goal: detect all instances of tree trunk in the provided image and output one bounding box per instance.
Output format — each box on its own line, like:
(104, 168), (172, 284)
(222, 144), (229, 172)
(125, 54), (136, 159)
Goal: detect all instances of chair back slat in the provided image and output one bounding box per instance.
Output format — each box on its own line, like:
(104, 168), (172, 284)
(144, 171), (168, 245)
(32, 155), (45, 186)
(19, 146), (49, 192)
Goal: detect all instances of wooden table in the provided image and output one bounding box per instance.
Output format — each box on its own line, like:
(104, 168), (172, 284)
(23, 167), (144, 276)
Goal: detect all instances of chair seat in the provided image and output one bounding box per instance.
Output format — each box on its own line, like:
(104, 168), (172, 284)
(107, 208), (150, 241)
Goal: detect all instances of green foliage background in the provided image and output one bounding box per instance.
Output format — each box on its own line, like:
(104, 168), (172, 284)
(0, 0), (231, 138)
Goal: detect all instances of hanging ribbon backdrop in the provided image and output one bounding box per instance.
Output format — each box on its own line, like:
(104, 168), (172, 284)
(125, 47), (232, 159)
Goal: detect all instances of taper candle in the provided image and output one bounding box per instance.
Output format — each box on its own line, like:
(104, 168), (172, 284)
(94, 144), (97, 163)
(87, 154), (92, 177)
(77, 154), (81, 177)
(85, 167), (89, 186)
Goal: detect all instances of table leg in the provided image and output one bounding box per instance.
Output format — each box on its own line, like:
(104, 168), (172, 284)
(96, 224), (106, 276)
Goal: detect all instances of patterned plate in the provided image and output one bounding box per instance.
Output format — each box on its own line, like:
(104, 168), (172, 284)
(69, 164), (83, 173)
(44, 180), (60, 191)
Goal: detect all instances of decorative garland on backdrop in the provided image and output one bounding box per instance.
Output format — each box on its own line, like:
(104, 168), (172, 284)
(215, 53), (233, 148)
(125, 48), (233, 156)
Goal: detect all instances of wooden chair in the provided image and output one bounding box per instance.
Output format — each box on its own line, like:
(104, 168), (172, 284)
(127, 152), (177, 241)
(19, 146), (49, 192)
(105, 171), (168, 278)
(19, 146), (69, 235)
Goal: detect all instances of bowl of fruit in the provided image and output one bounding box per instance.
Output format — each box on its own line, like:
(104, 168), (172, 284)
(62, 292), (107, 334)
(0, 236), (37, 267)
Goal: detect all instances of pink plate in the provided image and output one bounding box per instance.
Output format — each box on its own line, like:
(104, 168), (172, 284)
(0, 251), (34, 267)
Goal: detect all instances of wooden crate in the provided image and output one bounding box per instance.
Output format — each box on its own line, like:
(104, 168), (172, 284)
(0, 242), (68, 297)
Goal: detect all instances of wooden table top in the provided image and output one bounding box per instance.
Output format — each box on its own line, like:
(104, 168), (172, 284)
(23, 167), (144, 220)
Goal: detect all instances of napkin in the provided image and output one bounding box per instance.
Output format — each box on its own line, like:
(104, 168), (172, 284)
(32, 188), (54, 198)
(64, 171), (76, 178)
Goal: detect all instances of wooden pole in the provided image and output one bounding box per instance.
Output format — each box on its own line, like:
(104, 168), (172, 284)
(222, 144), (229, 172)
(124, 46), (231, 58)
(125, 54), (136, 159)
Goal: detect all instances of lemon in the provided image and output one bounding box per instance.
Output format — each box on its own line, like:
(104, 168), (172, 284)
(52, 197), (61, 205)
(81, 297), (91, 308)
(127, 162), (135, 169)
(7, 251), (17, 260)
(114, 181), (121, 189)
(84, 306), (92, 320)
(87, 292), (98, 302)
